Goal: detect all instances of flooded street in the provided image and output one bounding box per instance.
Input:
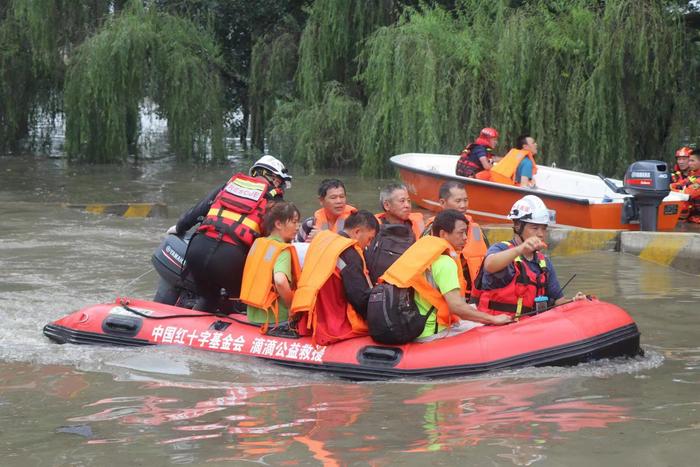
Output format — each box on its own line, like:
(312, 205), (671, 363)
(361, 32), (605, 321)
(1, 155), (699, 466)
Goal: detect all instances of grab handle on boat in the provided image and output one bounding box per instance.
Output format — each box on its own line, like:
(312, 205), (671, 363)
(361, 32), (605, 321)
(102, 315), (143, 337)
(357, 346), (403, 367)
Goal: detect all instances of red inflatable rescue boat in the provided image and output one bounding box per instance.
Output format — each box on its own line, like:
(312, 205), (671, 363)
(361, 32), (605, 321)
(44, 297), (641, 380)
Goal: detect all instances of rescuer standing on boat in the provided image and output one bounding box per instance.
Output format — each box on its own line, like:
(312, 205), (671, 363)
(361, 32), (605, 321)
(168, 155), (291, 312)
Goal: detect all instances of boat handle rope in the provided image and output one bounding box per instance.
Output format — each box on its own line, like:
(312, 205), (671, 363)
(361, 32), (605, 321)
(119, 299), (229, 320)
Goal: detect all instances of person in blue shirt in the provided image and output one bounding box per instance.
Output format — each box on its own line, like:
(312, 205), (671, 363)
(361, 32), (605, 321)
(514, 134), (539, 188)
(475, 195), (586, 317)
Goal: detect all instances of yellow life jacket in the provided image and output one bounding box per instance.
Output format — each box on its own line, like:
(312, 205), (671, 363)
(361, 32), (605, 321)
(239, 237), (301, 332)
(490, 148), (538, 185)
(421, 215), (487, 298)
(290, 230), (369, 340)
(381, 236), (466, 327)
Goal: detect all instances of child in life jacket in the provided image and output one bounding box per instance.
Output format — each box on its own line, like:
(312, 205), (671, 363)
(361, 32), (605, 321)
(240, 202), (301, 332)
(475, 195), (586, 319)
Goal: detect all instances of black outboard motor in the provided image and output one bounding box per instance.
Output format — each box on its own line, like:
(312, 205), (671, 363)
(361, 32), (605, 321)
(151, 234), (198, 306)
(623, 160), (671, 231)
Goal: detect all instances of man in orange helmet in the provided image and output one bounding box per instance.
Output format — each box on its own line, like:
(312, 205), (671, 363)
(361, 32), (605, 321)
(456, 127), (499, 178)
(671, 146), (693, 189)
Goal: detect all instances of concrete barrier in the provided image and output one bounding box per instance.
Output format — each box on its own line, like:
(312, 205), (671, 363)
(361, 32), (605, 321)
(65, 203), (168, 218)
(482, 225), (700, 275)
(620, 231), (700, 275)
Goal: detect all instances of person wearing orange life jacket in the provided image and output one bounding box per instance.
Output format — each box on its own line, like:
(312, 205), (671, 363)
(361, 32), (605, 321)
(168, 155), (291, 312)
(671, 146), (693, 188)
(294, 178), (357, 243)
(670, 147), (695, 221)
(375, 183), (425, 240)
(456, 127), (499, 178)
(290, 210), (379, 346)
(421, 181), (488, 300)
(240, 202), (301, 332)
(476, 195), (586, 319)
(490, 134), (539, 188)
(381, 209), (511, 341)
(683, 152), (700, 224)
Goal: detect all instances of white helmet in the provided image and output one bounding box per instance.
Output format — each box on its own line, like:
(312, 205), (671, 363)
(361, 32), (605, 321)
(250, 155), (292, 189)
(507, 195), (551, 225)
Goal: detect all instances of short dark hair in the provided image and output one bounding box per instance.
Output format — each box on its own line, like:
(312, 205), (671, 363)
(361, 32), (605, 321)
(515, 134), (531, 150)
(318, 179), (346, 198)
(432, 209), (468, 236)
(344, 209), (380, 232)
(438, 180), (465, 200)
(262, 201), (300, 235)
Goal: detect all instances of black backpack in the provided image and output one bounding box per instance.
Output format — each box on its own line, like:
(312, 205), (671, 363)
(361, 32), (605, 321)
(366, 283), (428, 345)
(365, 224), (415, 284)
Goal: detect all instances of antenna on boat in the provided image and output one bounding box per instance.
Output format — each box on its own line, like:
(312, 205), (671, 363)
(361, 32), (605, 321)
(559, 274), (576, 295)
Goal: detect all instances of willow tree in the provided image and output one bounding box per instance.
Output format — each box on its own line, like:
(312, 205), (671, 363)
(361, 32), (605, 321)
(64, 1), (225, 162)
(249, 16), (303, 152)
(0, 0), (111, 151)
(265, 0), (395, 170)
(357, 0), (692, 176)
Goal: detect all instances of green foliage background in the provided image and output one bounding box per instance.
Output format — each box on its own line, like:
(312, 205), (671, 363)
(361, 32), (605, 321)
(1, 0), (698, 175)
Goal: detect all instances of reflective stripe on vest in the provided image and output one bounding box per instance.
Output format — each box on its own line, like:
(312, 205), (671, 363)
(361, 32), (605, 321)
(205, 207), (262, 234)
(313, 205), (357, 233)
(290, 230), (368, 341)
(240, 237), (301, 331)
(197, 173), (271, 246)
(477, 241), (548, 318)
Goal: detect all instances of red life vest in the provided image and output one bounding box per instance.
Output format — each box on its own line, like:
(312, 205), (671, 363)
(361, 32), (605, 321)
(476, 241), (548, 318)
(197, 173), (280, 247)
(456, 138), (494, 177)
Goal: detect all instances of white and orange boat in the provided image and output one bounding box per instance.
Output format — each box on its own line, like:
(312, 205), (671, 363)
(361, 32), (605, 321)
(392, 153), (687, 230)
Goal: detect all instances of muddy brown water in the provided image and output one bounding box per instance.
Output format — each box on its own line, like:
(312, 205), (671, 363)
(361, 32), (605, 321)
(1, 155), (698, 466)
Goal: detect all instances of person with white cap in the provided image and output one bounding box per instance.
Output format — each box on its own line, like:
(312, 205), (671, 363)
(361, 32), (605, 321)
(167, 155), (292, 312)
(474, 195), (586, 319)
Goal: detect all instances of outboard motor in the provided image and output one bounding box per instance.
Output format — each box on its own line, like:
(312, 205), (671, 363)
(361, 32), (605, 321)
(623, 160), (671, 231)
(151, 234), (198, 306)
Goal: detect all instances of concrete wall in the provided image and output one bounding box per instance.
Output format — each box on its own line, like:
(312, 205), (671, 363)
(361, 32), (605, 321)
(481, 225), (700, 275)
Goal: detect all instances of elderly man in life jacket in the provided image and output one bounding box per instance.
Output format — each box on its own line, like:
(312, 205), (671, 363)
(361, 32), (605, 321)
(295, 178), (356, 243)
(421, 181), (488, 301)
(381, 210), (512, 342)
(475, 195), (586, 320)
(375, 183), (425, 240)
(456, 127), (499, 178)
(290, 210), (379, 345)
(167, 155), (291, 312)
(490, 134), (539, 188)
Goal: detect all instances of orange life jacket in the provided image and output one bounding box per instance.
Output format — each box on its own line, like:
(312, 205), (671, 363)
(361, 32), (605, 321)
(313, 205), (357, 232)
(422, 215), (487, 298)
(381, 236), (466, 328)
(476, 241), (548, 319)
(290, 230), (369, 344)
(490, 148), (538, 186)
(376, 212), (425, 240)
(197, 173), (280, 247)
(239, 237), (301, 332)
